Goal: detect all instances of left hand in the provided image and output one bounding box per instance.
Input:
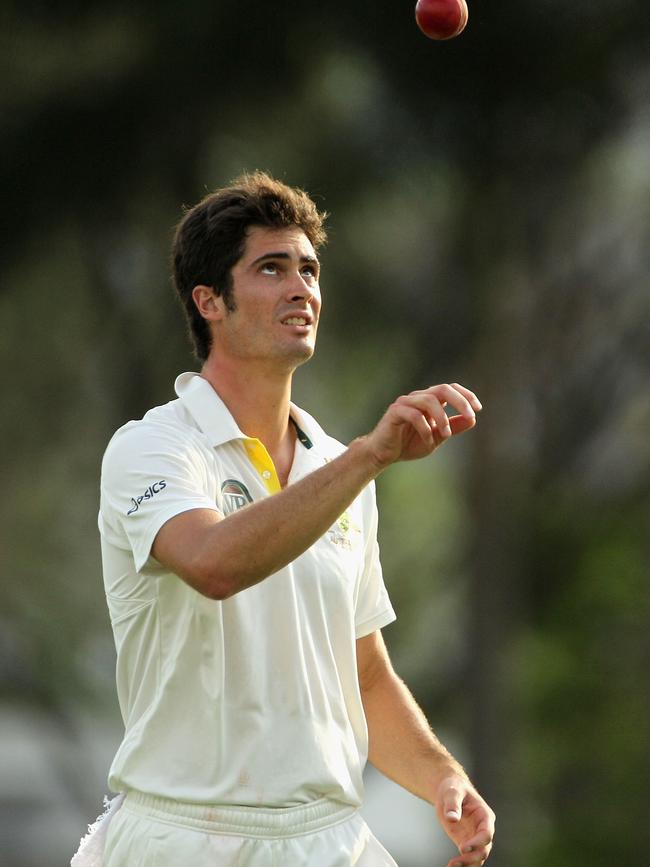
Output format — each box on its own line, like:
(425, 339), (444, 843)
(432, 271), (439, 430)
(435, 773), (496, 867)
(363, 383), (481, 469)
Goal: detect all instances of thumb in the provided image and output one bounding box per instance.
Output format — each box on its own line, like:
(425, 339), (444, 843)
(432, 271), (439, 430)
(448, 413), (476, 436)
(442, 786), (463, 822)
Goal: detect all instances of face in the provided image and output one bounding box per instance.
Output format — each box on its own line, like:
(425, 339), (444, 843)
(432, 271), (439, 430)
(211, 225), (321, 372)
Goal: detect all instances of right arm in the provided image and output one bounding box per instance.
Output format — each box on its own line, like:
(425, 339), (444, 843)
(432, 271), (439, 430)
(152, 383), (481, 599)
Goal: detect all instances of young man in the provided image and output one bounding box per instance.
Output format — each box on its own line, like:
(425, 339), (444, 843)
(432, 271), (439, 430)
(93, 172), (494, 866)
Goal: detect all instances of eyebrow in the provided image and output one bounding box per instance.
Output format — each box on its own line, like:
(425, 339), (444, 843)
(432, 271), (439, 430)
(250, 251), (320, 268)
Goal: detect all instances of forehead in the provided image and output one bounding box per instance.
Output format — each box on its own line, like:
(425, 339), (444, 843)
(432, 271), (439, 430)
(240, 225), (317, 263)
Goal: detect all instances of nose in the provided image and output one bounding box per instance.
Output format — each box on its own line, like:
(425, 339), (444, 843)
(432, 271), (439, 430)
(286, 271), (317, 305)
(289, 288), (313, 303)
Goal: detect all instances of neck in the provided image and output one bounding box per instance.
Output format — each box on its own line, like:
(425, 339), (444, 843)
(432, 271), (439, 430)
(200, 354), (294, 454)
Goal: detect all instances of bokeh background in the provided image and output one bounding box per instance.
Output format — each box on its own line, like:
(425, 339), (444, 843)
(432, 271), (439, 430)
(2, 1), (649, 865)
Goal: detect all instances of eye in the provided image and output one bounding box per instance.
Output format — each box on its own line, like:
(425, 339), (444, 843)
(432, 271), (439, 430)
(301, 265), (318, 279)
(260, 262), (278, 275)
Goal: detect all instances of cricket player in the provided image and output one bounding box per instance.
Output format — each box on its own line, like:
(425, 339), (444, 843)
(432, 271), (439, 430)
(79, 172), (495, 866)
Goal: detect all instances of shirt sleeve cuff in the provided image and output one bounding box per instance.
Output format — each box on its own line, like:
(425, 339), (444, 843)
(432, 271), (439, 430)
(131, 502), (222, 572)
(355, 606), (397, 640)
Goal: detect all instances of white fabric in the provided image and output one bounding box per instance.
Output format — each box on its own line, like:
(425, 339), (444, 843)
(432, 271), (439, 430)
(70, 794), (124, 867)
(103, 792), (398, 867)
(98, 372), (395, 809)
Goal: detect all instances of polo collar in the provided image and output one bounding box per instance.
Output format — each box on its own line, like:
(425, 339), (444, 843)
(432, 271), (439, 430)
(175, 372), (245, 447)
(175, 372), (325, 452)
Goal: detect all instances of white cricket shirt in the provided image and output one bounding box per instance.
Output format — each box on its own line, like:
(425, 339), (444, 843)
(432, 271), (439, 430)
(99, 372), (396, 808)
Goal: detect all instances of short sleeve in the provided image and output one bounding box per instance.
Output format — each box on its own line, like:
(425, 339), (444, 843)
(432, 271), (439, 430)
(353, 483), (396, 639)
(99, 421), (221, 572)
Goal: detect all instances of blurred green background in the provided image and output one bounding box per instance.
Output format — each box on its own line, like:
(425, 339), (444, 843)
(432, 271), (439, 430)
(1, 1), (649, 865)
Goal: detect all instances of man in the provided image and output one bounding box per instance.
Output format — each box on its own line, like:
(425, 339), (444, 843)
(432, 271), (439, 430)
(92, 172), (494, 866)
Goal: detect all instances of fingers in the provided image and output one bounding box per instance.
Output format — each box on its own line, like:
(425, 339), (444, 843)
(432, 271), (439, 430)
(454, 804), (496, 865)
(451, 834), (494, 866)
(397, 383), (481, 439)
(447, 853), (490, 867)
(437, 774), (495, 867)
(450, 382), (482, 413)
(367, 382), (482, 468)
(394, 393), (451, 440)
(388, 401), (435, 446)
(447, 834), (494, 867)
(411, 382), (482, 422)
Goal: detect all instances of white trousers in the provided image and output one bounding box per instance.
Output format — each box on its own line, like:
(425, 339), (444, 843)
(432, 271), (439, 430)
(103, 791), (399, 867)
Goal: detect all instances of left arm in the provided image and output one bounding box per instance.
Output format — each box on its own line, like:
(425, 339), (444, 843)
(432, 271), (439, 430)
(357, 630), (495, 867)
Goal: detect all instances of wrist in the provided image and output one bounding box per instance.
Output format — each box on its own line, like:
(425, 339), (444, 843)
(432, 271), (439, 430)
(348, 434), (395, 476)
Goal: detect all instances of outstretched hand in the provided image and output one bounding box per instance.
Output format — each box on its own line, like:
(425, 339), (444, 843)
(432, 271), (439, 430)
(365, 383), (482, 469)
(435, 774), (496, 867)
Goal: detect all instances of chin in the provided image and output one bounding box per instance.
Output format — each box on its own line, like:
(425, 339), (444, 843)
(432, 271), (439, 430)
(284, 342), (315, 368)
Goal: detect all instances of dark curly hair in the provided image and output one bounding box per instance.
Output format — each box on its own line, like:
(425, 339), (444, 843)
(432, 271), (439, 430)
(172, 171), (328, 361)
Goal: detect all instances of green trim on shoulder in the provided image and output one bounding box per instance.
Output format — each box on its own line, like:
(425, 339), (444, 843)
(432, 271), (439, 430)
(290, 417), (313, 449)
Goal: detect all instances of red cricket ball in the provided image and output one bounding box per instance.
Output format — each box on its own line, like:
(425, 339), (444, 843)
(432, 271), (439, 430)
(415, 0), (469, 40)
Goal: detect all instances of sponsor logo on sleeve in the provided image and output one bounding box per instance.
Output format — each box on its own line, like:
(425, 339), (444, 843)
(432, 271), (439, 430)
(126, 480), (167, 516)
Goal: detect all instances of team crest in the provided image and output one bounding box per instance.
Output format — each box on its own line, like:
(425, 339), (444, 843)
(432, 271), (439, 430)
(327, 510), (357, 550)
(221, 479), (253, 514)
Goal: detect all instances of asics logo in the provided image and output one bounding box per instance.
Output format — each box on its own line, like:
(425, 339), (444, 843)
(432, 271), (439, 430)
(126, 480), (167, 515)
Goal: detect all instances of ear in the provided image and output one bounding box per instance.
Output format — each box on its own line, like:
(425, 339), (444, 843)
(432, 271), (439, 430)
(191, 285), (226, 322)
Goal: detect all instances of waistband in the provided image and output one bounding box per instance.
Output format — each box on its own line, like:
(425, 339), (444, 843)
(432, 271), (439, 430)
(123, 790), (358, 839)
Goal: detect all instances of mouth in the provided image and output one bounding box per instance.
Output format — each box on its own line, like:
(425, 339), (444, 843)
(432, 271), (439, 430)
(280, 314), (313, 328)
